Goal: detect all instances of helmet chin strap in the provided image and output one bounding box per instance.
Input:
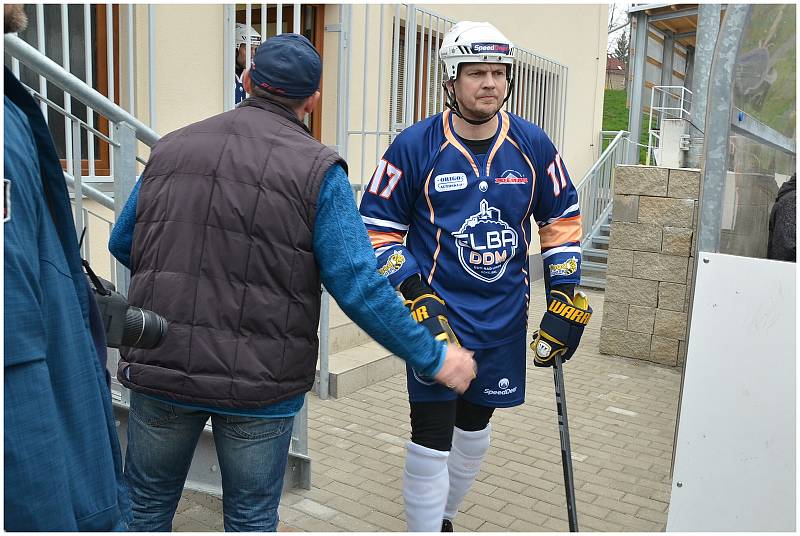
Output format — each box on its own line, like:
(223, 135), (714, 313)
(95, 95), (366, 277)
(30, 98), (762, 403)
(443, 77), (515, 126)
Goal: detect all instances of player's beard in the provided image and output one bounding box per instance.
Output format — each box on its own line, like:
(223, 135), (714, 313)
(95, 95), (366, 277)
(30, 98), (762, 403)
(4, 5), (28, 34)
(461, 95), (501, 122)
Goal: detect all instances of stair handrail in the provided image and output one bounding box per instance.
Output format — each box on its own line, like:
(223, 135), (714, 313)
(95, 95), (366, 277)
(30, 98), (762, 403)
(4, 34), (160, 147)
(575, 130), (629, 245)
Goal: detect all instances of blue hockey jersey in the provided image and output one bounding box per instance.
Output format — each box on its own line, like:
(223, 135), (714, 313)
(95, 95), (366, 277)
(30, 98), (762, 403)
(359, 109), (582, 349)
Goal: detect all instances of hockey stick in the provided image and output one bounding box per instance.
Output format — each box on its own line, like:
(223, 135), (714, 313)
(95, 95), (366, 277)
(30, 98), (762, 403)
(553, 354), (579, 531)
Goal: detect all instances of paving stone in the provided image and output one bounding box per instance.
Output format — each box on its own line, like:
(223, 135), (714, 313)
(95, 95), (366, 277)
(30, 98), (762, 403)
(173, 279), (680, 534)
(606, 509), (663, 531)
(292, 498), (339, 520)
(363, 510), (406, 531)
(636, 506), (669, 524)
(593, 495), (640, 516)
(451, 510), (485, 530)
(330, 512), (380, 531)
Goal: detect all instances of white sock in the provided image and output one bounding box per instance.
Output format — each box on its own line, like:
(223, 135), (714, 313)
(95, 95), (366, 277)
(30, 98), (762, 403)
(444, 424), (491, 521)
(403, 441), (450, 532)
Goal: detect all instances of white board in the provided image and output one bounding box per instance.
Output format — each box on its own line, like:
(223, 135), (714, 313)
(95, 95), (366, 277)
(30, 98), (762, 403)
(667, 252), (796, 531)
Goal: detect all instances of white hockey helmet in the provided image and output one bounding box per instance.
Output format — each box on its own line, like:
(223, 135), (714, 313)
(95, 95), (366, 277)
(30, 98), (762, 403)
(439, 21), (515, 81)
(235, 23), (262, 50)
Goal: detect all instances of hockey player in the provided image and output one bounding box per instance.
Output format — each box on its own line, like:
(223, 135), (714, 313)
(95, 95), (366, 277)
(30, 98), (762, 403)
(234, 23), (261, 104)
(359, 21), (592, 531)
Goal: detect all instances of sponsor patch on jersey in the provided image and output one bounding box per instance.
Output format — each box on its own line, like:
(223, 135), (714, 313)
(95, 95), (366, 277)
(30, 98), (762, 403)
(495, 169), (528, 185)
(434, 172), (468, 192)
(549, 256), (579, 277)
(378, 250), (406, 276)
(471, 42), (511, 55)
(3, 179), (10, 223)
(452, 200), (518, 283)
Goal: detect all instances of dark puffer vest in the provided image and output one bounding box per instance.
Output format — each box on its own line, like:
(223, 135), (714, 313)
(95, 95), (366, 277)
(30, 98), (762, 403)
(118, 97), (345, 408)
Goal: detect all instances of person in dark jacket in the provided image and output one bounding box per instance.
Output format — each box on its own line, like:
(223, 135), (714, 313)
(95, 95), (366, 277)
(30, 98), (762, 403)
(4, 4), (131, 530)
(109, 33), (477, 532)
(767, 173), (795, 262)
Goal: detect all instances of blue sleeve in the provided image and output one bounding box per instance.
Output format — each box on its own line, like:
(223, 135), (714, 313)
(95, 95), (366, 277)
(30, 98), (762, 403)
(4, 102), (47, 367)
(4, 361), (79, 530)
(530, 129), (582, 292)
(108, 177), (141, 269)
(358, 131), (424, 288)
(3, 100), (79, 530)
(314, 164), (445, 377)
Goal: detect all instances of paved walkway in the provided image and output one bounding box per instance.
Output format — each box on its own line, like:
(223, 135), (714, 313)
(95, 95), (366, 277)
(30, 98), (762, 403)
(172, 282), (683, 531)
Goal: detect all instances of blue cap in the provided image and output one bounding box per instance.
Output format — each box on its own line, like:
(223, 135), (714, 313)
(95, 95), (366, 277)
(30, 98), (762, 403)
(249, 33), (321, 99)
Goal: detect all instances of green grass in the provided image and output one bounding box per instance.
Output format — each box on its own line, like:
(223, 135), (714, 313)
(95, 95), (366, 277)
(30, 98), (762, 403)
(601, 89), (651, 163)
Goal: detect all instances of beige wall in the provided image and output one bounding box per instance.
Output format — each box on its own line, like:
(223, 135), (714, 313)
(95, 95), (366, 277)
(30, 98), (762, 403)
(132, 5), (224, 139)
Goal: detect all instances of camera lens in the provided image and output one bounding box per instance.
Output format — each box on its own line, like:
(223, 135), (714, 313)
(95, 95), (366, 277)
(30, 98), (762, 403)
(122, 307), (168, 349)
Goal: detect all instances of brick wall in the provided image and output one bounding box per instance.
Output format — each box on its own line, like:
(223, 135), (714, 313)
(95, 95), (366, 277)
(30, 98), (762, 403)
(599, 165), (700, 367)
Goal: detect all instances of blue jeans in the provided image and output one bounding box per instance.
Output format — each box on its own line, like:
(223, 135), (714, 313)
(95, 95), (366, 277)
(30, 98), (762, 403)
(124, 392), (294, 532)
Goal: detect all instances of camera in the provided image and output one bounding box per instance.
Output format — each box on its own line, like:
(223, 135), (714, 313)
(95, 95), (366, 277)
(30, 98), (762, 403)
(83, 261), (167, 349)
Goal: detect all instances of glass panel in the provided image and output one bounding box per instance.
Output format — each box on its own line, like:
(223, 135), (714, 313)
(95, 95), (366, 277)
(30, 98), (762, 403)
(720, 4), (796, 259)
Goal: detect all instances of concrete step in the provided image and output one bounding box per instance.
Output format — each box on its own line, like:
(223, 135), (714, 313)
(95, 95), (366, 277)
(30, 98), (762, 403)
(581, 259), (607, 272)
(599, 223), (611, 234)
(313, 341), (405, 398)
(324, 299), (374, 354)
(580, 275), (607, 290)
(592, 235), (610, 247)
(582, 247), (609, 259)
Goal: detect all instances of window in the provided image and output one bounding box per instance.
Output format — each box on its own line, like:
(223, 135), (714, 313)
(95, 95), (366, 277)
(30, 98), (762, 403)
(236, 4), (325, 140)
(6, 4), (120, 176)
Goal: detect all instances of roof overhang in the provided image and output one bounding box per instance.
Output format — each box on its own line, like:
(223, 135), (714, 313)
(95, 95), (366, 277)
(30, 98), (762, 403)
(627, 4), (727, 48)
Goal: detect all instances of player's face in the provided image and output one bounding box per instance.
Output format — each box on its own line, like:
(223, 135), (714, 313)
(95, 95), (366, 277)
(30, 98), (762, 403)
(236, 44), (259, 70)
(453, 63), (508, 121)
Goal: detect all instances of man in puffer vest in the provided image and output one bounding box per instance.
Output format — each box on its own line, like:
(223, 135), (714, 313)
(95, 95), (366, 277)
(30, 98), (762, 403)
(109, 33), (477, 531)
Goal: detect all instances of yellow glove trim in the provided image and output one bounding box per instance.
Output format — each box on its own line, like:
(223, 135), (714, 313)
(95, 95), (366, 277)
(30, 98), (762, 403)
(547, 290), (592, 326)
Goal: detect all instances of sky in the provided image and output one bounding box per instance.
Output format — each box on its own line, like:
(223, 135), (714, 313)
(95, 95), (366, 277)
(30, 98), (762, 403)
(607, 2), (631, 53)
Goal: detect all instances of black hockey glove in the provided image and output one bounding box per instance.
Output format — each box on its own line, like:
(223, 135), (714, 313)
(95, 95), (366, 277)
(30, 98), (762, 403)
(399, 275), (460, 346)
(530, 290), (592, 367)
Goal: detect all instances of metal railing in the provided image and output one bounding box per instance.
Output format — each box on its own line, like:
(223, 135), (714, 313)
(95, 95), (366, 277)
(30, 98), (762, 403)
(5, 34), (149, 291)
(575, 130), (629, 245)
(647, 85), (693, 165)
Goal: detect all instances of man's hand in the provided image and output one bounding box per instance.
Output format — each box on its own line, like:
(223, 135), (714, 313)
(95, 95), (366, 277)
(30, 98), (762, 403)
(531, 290), (592, 367)
(434, 344), (477, 394)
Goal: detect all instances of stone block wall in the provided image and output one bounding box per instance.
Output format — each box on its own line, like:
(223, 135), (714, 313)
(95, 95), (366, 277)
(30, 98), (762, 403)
(599, 165), (700, 367)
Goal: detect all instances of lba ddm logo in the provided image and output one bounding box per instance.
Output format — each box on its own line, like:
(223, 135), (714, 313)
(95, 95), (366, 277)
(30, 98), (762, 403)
(452, 200), (518, 283)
